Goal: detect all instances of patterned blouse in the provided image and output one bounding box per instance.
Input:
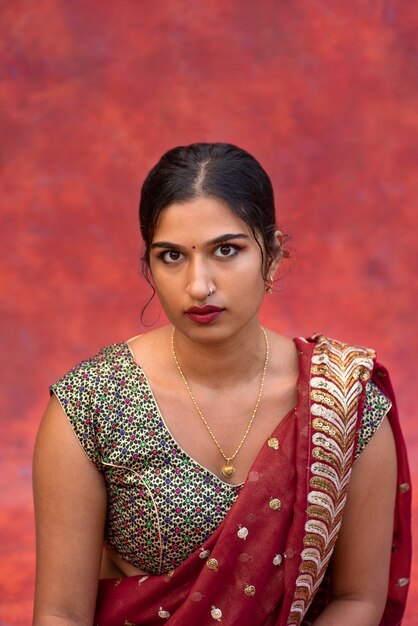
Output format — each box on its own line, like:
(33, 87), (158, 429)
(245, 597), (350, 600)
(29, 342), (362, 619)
(50, 341), (391, 575)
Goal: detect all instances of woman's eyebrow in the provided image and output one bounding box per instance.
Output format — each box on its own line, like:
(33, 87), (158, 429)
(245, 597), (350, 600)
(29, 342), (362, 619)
(151, 233), (249, 250)
(150, 241), (184, 250)
(206, 233), (249, 246)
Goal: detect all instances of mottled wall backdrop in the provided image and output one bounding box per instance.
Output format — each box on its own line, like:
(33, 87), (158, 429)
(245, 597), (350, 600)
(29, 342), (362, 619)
(1, 1), (417, 623)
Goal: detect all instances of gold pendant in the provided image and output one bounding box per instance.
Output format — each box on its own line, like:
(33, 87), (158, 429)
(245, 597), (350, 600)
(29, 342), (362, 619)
(222, 464), (236, 477)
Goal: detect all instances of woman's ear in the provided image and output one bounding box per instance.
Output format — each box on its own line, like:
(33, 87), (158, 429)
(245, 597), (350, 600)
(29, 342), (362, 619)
(268, 229), (284, 277)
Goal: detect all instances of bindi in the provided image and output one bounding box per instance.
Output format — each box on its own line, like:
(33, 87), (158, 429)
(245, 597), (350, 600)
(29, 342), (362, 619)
(192, 245), (196, 249)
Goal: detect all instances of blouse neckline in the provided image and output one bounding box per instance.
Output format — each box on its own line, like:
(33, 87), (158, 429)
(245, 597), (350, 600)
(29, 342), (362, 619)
(122, 338), (302, 487)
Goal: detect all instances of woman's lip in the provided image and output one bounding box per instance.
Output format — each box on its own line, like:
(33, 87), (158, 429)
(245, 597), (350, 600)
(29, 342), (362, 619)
(185, 310), (223, 324)
(185, 305), (224, 314)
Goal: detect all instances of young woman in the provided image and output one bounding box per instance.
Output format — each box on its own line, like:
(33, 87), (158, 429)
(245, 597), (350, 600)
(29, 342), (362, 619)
(33, 143), (411, 626)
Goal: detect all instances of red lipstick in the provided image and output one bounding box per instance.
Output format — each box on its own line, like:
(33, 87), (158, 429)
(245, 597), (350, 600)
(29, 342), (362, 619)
(185, 305), (224, 324)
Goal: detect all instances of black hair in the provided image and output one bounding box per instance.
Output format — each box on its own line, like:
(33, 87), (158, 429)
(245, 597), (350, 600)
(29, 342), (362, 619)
(139, 142), (289, 319)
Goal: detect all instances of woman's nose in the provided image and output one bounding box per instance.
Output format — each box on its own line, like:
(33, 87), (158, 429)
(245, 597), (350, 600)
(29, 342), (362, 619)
(186, 258), (212, 301)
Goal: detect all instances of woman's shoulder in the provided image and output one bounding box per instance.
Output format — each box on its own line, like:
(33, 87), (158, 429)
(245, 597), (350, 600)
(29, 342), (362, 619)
(268, 330), (378, 374)
(300, 332), (380, 378)
(49, 326), (171, 396)
(356, 380), (392, 457)
(304, 332), (375, 354)
(125, 326), (174, 374)
(48, 338), (151, 470)
(51, 341), (134, 385)
(299, 333), (395, 448)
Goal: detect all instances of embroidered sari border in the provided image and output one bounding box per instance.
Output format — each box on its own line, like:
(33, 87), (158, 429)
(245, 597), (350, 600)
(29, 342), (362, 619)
(287, 336), (375, 625)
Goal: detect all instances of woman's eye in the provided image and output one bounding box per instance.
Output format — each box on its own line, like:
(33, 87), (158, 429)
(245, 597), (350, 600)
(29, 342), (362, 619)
(161, 250), (184, 263)
(214, 244), (239, 258)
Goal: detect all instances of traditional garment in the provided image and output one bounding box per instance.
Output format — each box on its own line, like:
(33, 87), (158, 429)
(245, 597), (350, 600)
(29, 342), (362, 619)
(51, 335), (411, 625)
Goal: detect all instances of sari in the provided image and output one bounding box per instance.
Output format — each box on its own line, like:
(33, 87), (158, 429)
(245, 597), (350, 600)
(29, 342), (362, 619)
(94, 336), (411, 625)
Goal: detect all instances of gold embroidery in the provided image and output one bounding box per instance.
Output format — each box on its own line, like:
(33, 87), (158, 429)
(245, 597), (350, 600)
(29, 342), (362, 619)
(305, 521), (328, 540)
(307, 505), (331, 524)
(303, 534), (324, 549)
(311, 365), (328, 375)
(310, 476), (336, 496)
(300, 561), (317, 576)
(311, 462), (338, 481)
(311, 390), (335, 407)
(206, 557), (219, 570)
(295, 588), (310, 600)
(311, 402), (344, 423)
(288, 336), (375, 625)
(353, 367), (371, 381)
(312, 447), (339, 467)
(244, 584), (256, 596)
(267, 437), (279, 450)
(312, 433), (338, 450)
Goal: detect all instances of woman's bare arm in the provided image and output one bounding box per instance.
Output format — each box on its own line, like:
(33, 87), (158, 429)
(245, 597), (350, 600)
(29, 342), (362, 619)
(312, 417), (397, 625)
(33, 395), (107, 626)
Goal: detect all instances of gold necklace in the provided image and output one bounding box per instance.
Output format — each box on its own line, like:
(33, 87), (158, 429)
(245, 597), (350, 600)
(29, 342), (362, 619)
(171, 327), (269, 478)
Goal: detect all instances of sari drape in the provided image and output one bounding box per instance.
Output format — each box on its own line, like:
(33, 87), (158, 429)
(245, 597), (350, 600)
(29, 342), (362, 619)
(95, 336), (411, 626)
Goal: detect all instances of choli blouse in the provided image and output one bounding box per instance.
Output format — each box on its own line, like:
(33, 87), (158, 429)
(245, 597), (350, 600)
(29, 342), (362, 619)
(50, 341), (391, 575)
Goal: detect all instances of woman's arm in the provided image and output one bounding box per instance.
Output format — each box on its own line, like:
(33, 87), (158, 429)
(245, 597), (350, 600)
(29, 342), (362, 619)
(33, 395), (107, 626)
(312, 417), (397, 626)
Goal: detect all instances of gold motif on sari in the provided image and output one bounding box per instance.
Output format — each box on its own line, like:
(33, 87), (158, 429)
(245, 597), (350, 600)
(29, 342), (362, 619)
(268, 437), (279, 449)
(309, 476), (336, 496)
(307, 505), (331, 524)
(312, 447), (339, 466)
(244, 584), (256, 596)
(206, 557), (219, 571)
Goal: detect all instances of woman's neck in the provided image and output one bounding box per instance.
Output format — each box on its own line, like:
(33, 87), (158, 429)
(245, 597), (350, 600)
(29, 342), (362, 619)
(169, 320), (268, 389)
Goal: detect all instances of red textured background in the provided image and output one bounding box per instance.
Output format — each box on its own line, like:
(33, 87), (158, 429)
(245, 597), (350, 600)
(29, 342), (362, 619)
(1, 1), (417, 623)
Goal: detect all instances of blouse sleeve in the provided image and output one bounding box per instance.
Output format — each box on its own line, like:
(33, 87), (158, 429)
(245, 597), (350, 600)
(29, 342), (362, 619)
(50, 356), (103, 471)
(355, 380), (392, 460)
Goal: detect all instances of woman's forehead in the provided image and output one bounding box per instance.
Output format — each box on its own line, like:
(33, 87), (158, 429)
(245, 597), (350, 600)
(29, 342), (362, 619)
(152, 197), (252, 241)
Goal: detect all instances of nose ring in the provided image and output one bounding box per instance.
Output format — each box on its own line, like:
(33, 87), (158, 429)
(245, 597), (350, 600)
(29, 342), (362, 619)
(208, 287), (213, 297)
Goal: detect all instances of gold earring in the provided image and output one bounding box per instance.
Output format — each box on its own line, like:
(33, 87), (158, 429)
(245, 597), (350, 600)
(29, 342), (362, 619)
(265, 275), (273, 294)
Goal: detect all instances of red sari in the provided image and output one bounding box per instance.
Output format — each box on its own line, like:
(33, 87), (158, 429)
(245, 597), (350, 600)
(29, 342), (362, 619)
(95, 336), (411, 626)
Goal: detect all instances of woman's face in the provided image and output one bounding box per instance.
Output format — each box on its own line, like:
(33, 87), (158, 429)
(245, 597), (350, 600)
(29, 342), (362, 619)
(149, 196), (280, 343)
